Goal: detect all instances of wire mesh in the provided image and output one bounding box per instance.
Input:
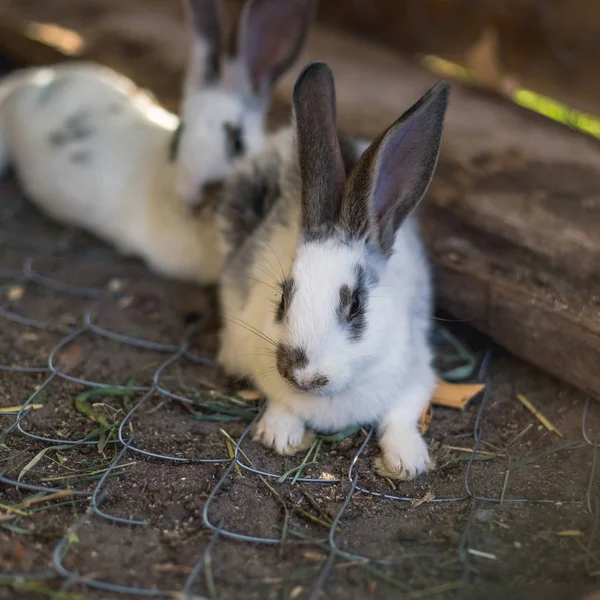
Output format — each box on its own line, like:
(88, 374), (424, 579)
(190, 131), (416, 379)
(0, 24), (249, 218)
(1, 0), (600, 589)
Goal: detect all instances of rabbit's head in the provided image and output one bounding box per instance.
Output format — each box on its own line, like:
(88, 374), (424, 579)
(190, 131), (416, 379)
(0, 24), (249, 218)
(173, 0), (315, 206)
(274, 63), (449, 395)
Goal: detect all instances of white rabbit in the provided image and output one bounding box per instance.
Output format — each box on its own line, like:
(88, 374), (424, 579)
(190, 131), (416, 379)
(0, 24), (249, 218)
(0, 0), (314, 284)
(217, 62), (449, 480)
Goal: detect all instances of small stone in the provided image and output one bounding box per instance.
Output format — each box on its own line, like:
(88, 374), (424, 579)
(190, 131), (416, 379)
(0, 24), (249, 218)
(476, 508), (494, 523)
(107, 278), (126, 293)
(7, 285), (24, 302)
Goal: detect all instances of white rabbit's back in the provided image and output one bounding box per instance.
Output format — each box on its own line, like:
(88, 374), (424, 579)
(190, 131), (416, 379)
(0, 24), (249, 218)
(0, 64), (176, 245)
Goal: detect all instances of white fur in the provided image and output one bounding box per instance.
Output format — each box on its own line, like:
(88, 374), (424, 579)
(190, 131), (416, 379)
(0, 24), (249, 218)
(0, 0), (315, 284)
(0, 60), (265, 283)
(218, 130), (437, 480)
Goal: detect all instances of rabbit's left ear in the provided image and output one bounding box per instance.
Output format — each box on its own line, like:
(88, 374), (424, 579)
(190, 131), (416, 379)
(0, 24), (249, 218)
(293, 61), (346, 238)
(339, 82), (450, 256)
(183, 0), (227, 90)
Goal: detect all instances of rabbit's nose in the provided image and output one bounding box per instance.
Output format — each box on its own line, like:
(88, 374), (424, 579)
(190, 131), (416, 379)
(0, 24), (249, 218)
(291, 373), (330, 393)
(276, 343), (308, 380)
(276, 343), (328, 391)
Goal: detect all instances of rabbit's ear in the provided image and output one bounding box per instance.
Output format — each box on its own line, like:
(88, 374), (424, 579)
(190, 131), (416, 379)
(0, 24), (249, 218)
(340, 82), (450, 256)
(293, 62), (346, 238)
(238, 0), (316, 97)
(183, 0), (226, 89)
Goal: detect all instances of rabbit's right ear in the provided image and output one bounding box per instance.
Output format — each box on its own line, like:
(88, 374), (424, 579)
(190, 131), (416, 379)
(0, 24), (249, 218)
(238, 0), (316, 97)
(183, 0), (226, 91)
(293, 62), (346, 238)
(340, 81), (450, 257)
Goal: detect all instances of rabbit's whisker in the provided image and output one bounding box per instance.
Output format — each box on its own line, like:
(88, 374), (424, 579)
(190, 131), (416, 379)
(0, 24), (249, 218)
(224, 315), (278, 348)
(243, 275), (280, 293)
(257, 237), (286, 280)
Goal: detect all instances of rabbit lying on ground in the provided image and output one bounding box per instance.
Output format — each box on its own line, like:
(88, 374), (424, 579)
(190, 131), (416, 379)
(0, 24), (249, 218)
(0, 0), (314, 284)
(217, 62), (449, 480)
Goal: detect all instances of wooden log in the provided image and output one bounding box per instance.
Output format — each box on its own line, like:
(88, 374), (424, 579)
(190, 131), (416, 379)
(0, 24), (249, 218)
(0, 15), (80, 66)
(422, 207), (600, 400)
(0, 6), (598, 398)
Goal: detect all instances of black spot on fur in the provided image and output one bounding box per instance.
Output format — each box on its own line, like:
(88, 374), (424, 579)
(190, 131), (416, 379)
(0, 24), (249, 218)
(224, 123), (245, 160)
(337, 265), (367, 341)
(49, 131), (66, 146)
(276, 278), (295, 322)
(276, 344), (308, 382)
(49, 111), (94, 148)
(64, 111), (93, 140)
(69, 150), (90, 164)
(169, 121), (185, 162)
(219, 160), (281, 256)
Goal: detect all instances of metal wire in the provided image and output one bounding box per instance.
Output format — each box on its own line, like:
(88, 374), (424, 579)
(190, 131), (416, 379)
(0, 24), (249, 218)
(0, 223), (596, 600)
(0, 0), (598, 594)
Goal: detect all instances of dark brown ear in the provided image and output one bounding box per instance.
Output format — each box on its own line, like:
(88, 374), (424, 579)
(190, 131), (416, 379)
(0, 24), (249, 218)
(183, 0), (226, 88)
(340, 81), (450, 256)
(293, 62), (346, 237)
(238, 0), (316, 96)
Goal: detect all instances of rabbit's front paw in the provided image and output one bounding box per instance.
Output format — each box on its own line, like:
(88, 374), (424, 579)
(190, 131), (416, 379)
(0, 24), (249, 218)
(253, 408), (313, 456)
(375, 429), (434, 481)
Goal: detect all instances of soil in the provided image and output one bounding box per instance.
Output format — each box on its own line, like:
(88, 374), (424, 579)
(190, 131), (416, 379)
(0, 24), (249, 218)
(0, 140), (598, 600)
(0, 2), (598, 598)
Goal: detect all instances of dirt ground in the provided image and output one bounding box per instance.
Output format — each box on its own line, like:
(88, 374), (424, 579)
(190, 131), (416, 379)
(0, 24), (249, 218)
(0, 169), (598, 600)
(0, 1), (599, 598)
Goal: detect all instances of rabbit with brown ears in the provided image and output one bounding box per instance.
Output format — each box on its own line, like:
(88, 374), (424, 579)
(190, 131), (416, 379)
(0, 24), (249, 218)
(217, 62), (449, 480)
(0, 0), (314, 284)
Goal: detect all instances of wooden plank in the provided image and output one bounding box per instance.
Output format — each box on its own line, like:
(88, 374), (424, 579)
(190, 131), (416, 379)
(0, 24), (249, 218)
(422, 208), (600, 399)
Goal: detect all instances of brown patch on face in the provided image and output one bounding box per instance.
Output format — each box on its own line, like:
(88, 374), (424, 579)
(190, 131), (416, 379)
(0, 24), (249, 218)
(276, 344), (330, 392)
(276, 344), (307, 382)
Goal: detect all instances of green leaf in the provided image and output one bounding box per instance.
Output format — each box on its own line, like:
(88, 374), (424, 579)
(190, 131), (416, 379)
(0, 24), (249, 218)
(317, 425), (362, 442)
(441, 362), (477, 382)
(73, 399), (111, 429)
(76, 384), (134, 402)
(68, 532), (79, 545)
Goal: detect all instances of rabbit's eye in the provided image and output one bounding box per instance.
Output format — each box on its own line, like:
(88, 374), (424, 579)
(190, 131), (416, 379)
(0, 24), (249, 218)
(276, 293), (286, 321)
(224, 123), (245, 159)
(349, 291), (361, 320)
(277, 278), (295, 322)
